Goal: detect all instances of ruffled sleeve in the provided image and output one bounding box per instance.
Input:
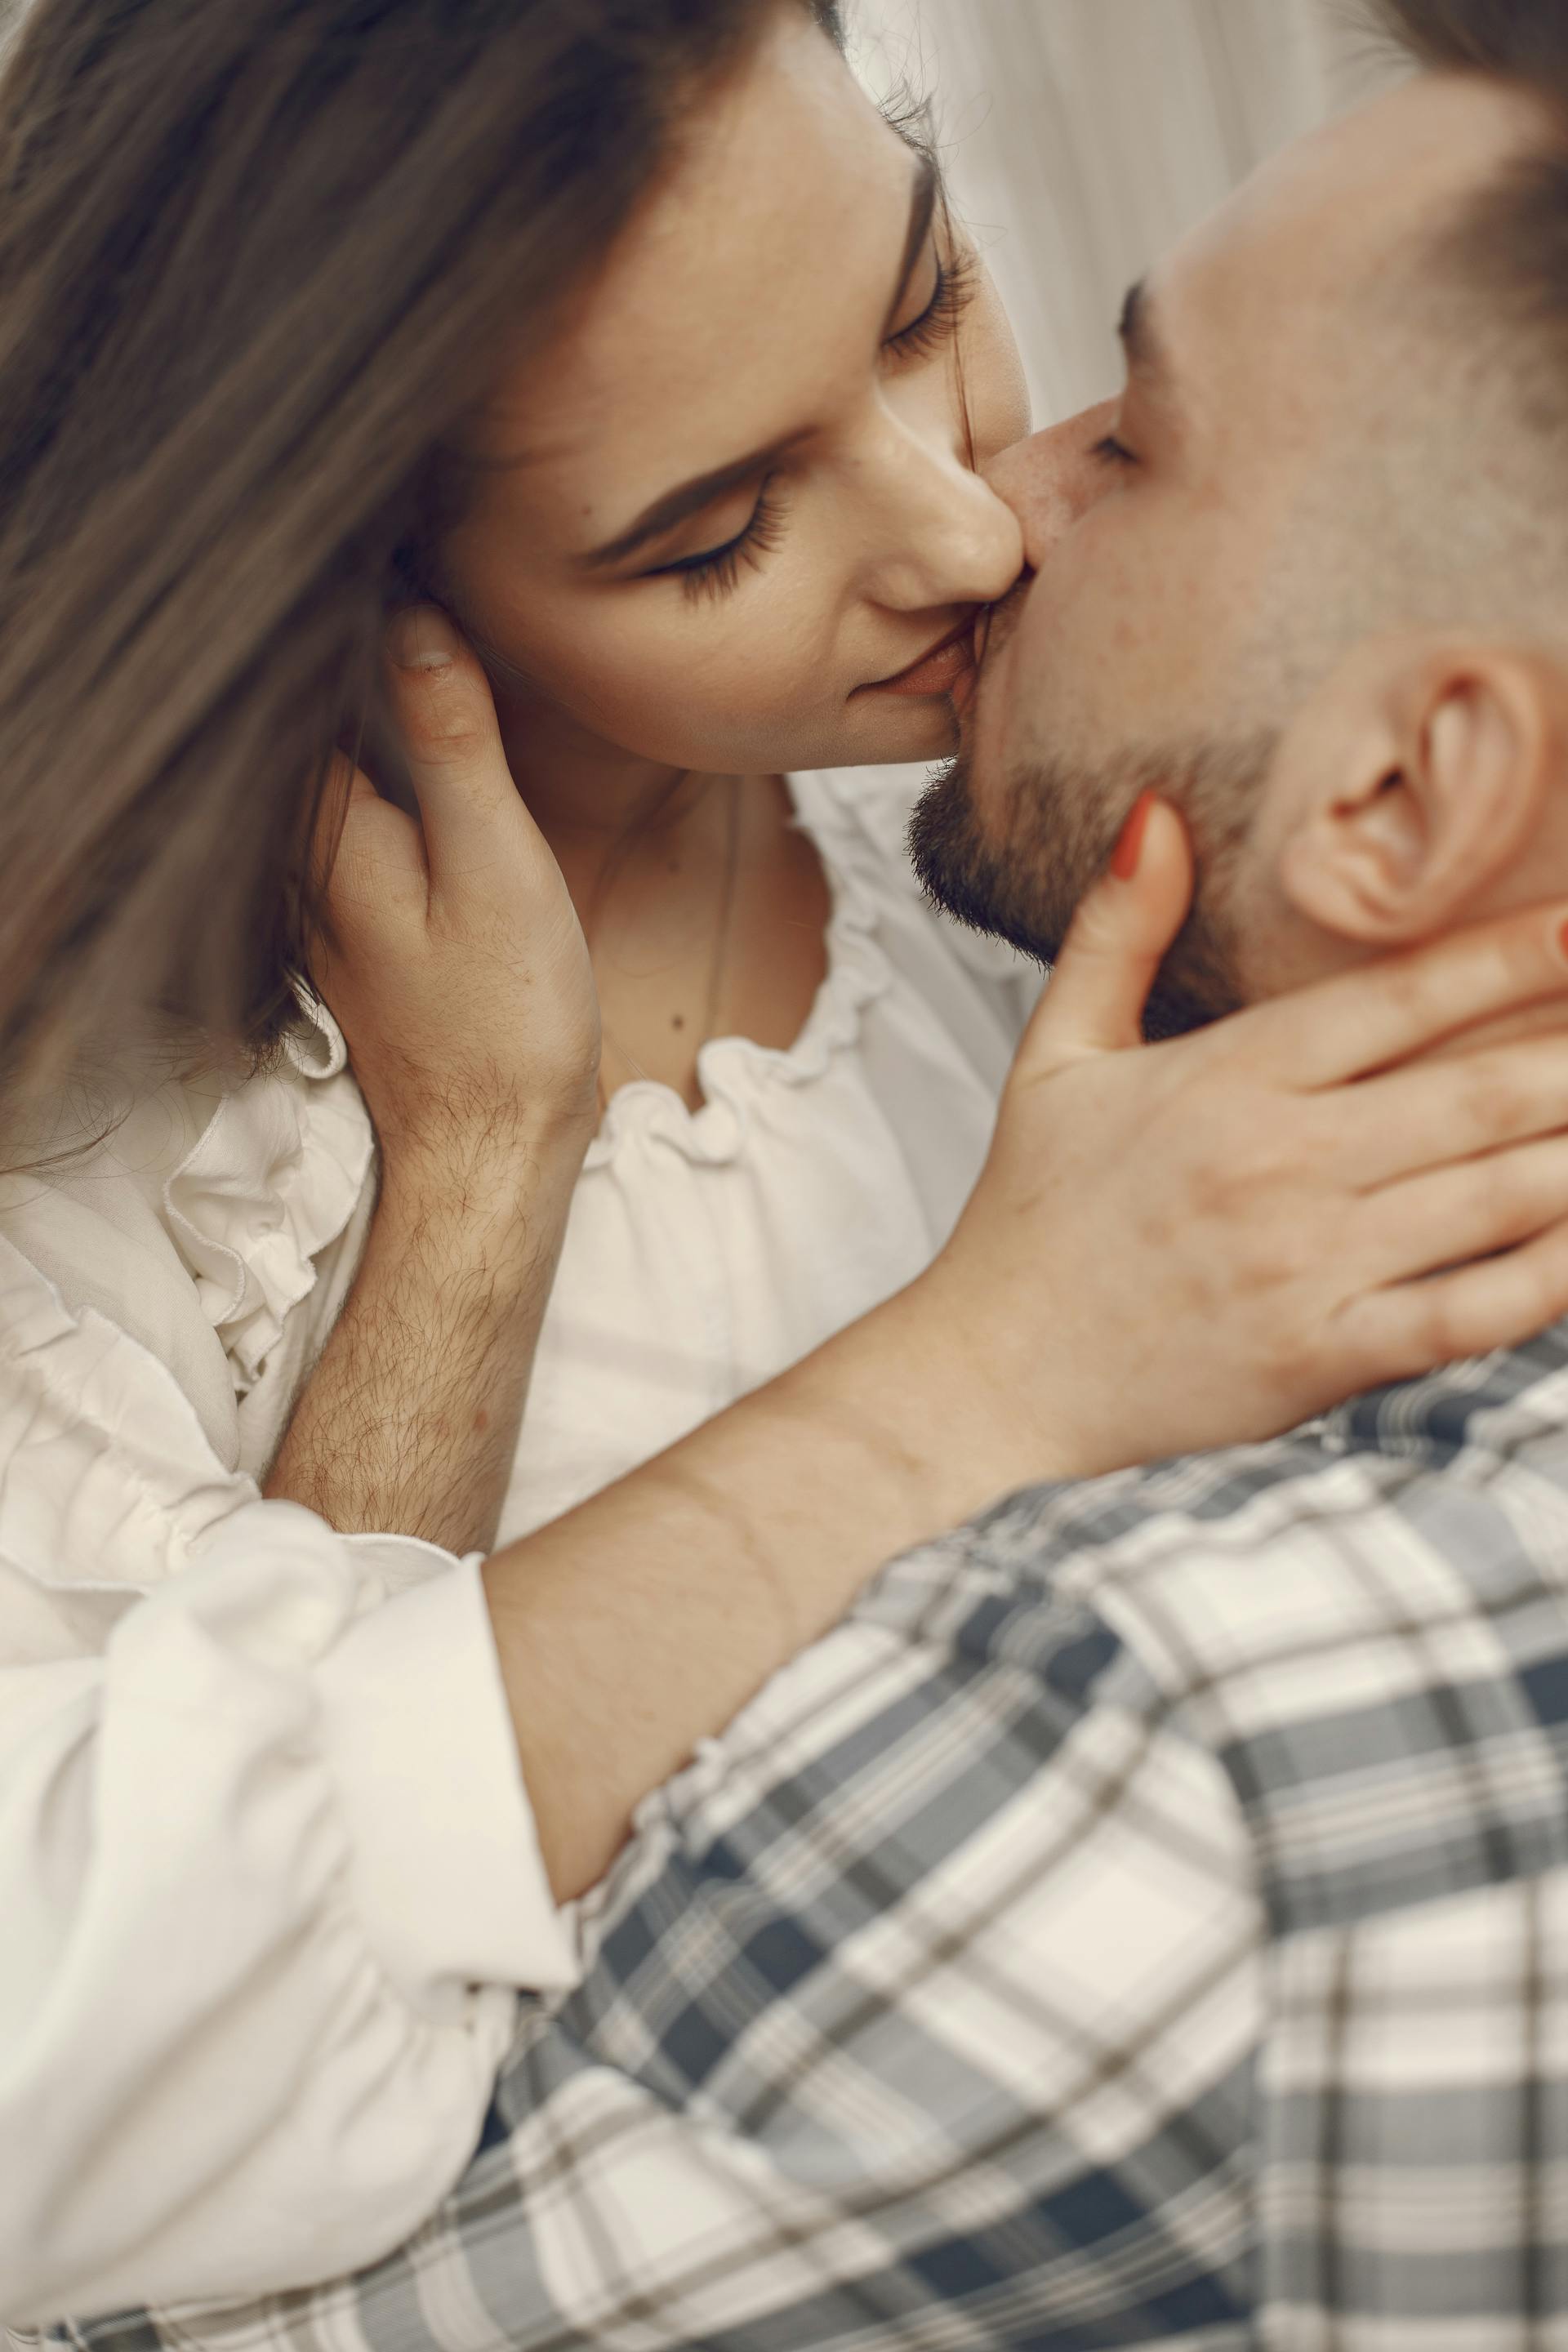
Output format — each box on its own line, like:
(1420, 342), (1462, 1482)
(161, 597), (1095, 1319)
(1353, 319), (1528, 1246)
(0, 1228), (256, 1588)
(163, 1000), (375, 1398)
(0, 1232), (580, 2328)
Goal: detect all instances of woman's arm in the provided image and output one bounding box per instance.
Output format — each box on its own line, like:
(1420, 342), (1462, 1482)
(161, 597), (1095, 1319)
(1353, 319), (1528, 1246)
(265, 609), (598, 1553)
(0, 1381), (572, 2327)
(0, 1535), (568, 2328)
(278, 643), (1568, 1903)
(485, 813), (1568, 1896)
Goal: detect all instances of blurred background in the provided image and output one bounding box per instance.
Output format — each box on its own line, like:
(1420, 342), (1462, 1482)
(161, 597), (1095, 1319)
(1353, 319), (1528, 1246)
(846, 0), (1410, 423)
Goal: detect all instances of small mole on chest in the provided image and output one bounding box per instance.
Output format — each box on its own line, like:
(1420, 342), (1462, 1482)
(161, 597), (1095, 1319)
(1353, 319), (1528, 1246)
(671, 1014), (685, 1031)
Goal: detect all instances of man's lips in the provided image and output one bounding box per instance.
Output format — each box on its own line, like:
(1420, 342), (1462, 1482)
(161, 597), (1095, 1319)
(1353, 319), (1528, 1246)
(858, 612), (979, 698)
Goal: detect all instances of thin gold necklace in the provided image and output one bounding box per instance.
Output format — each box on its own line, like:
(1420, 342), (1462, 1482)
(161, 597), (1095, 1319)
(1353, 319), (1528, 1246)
(591, 773), (744, 1116)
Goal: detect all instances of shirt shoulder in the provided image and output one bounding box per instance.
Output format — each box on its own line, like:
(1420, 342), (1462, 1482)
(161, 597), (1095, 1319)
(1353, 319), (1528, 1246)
(880, 1341), (1568, 1942)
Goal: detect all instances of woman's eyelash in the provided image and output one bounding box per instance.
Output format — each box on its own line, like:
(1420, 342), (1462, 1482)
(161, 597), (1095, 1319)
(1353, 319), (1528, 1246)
(1091, 433), (1137, 467)
(887, 245), (981, 363)
(644, 247), (978, 608)
(655, 474), (791, 604)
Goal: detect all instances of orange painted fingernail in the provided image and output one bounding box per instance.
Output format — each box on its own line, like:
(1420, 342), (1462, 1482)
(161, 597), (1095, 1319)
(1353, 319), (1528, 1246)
(1111, 791), (1155, 880)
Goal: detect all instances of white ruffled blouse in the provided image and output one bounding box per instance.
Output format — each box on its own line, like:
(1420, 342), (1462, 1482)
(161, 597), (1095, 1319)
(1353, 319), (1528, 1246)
(499, 765), (1039, 1539)
(0, 764), (1038, 2325)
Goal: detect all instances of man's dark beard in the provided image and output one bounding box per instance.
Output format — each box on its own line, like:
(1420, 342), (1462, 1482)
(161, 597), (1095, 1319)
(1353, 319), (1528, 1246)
(907, 730), (1272, 1041)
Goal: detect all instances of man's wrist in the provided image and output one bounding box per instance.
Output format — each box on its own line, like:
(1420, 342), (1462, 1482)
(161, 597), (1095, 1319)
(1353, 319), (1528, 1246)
(372, 1116), (588, 1321)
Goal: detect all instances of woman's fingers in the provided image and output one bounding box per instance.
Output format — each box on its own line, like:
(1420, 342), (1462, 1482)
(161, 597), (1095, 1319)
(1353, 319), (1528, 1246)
(1253, 901), (1568, 1090)
(1015, 796), (1193, 1073)
(1338, 1030), (1568, 1189)
(385, 604), (535, 891)
(1341, 1212), (1568, 1383)
(1356, 1132), (1568, 1285)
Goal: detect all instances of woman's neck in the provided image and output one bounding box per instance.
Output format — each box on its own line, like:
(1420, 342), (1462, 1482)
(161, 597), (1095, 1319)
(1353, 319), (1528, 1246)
(486, 668), (831, 1111)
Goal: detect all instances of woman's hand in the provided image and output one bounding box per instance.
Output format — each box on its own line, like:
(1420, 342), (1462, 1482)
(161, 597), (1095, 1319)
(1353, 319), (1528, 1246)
(268, 608), (598, 1551)
(927, 795), (1568, 1479)
(479, 800), (1568, 1901)
(479, 795), (1568, 1901)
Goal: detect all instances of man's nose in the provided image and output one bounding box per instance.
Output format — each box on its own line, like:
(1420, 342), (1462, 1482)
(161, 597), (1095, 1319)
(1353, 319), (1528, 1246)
(983, 399), (1121, 571)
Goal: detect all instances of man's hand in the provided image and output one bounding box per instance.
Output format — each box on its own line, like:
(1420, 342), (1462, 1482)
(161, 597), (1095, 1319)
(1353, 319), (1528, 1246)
(311, 604), (599, 1172)
(267, 609), (598, 1552)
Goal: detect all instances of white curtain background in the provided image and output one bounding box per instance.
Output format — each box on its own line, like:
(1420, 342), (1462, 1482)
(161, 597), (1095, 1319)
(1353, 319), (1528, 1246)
(845, 0), (1410, 421)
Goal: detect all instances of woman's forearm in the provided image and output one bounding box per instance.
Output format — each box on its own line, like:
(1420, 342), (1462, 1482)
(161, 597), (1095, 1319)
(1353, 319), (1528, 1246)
(483, 1265), (1055, 1901)
(267, 1125), (586, 1555)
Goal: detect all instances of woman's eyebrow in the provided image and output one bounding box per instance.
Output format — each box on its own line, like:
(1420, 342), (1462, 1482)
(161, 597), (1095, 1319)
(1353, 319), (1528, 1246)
(581, 439), (802, 572)
(581, 154), (939, 575)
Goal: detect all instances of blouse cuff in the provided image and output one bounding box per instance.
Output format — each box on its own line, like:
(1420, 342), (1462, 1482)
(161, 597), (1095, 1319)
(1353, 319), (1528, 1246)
(314, 1555), (580, 2007)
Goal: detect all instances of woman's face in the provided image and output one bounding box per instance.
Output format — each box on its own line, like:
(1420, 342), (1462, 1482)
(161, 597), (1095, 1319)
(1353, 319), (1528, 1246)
(440, 2), (1031, 782)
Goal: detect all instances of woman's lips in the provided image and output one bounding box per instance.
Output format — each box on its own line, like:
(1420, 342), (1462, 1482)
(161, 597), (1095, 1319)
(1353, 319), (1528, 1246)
(948, 608), (991, 718)
(859, 614), (979, 698)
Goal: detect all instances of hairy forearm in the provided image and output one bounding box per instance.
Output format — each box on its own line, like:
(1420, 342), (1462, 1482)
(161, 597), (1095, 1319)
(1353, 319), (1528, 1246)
(483, 1264), (1063, 1900)
(267, 1129), (586, 1553)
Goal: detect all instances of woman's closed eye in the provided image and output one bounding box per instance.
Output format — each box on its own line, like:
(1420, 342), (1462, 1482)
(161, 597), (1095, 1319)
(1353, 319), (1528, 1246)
(646, 238), (982, 607)
(649, 474), (791, 606)
(884, 242), (979, 365)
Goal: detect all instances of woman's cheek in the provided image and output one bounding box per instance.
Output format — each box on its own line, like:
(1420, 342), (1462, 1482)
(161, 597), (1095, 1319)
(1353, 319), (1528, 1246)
(508, 598), (821, 769)
(515, 597), (690, 721)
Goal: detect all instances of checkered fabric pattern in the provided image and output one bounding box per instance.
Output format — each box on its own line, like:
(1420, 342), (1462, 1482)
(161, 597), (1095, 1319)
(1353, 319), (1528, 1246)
(51, 1329), (1568, 2351)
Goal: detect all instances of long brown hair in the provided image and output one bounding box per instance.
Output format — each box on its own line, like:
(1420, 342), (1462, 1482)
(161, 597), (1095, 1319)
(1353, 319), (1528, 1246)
(0, 0), (840, 1134)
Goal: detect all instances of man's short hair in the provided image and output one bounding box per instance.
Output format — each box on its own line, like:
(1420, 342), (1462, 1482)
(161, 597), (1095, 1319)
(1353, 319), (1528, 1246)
(1374, 0), (1568, 87)
(1370, 2), (1568, 528)
(1373, 2), (1568, 324)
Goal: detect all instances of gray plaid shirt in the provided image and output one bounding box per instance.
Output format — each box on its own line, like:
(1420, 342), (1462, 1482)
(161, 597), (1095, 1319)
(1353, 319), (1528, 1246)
(56, 1328), (1568, 2350)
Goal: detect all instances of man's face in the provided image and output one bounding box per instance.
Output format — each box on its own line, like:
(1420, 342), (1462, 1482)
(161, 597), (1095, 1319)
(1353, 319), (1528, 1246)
(913, 71), (1548, 1032)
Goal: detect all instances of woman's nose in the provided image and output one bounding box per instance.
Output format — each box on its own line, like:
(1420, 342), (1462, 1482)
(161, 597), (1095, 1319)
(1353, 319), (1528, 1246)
(861, 419), (1025, 612)
(983, 399), (1120, 571)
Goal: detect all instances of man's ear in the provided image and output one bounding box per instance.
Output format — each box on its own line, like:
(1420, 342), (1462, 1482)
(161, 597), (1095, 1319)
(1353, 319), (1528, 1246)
(1271, 635), (1568, 946)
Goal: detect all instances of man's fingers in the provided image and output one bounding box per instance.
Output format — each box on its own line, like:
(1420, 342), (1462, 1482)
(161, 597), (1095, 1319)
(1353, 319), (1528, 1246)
(1014, 797), (1193, 1073)
(1256, 902), (1568, 1090)
(313, 751), (426, 925)
(1339, 1031), (1568, 1189)
(385, 605), (537, 891)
